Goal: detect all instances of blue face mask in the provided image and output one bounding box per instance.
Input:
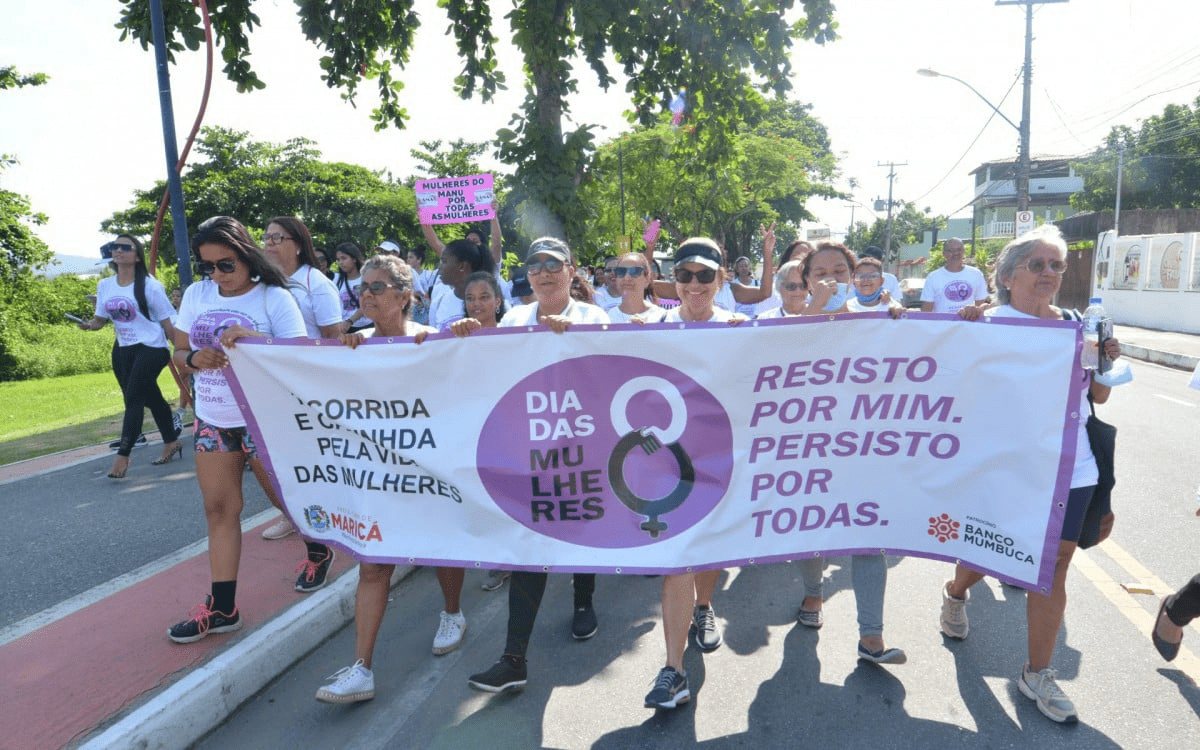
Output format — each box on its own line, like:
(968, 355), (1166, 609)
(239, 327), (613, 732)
(855, 288), (883, 305)
(823, 282), (851, 312)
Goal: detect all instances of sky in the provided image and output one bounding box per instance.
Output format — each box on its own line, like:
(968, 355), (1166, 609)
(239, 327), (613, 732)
(3, 0), (1200, 260)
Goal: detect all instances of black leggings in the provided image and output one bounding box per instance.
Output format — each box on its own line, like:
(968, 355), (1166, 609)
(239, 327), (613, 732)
(505, 572), (595, 658)
(1165, 573), (1200, 627)
(112, 343), (178, 456)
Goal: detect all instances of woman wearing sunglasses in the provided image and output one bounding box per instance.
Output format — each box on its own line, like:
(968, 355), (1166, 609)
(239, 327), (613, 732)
(81, 235), (182, 478)
(314, 255), (473, 703)
(459, 237), (610, 695)
(606, 252), (666, 324)
(168, 216), (336, 644)
(939, 225), (1121, 725)
(637, 235), (757, 710)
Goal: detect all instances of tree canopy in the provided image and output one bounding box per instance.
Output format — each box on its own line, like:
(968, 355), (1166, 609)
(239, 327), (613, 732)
(845, 200), (947, 260)
(1072, 94), (1200, 212)
(578, 99), (839, 261)
(117, 0), (838, 245)
(103, 126), (423, 260)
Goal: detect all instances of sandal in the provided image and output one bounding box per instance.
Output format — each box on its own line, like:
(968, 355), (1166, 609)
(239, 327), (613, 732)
(1151, 598), (1182, 662)
(153, 441), (183, 465)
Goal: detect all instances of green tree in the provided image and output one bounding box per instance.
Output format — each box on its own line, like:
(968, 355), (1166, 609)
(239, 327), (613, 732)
(116, 0), (838, 244)
(1072, 95), (1200, 211)
(103, 126), (422, 260)
(845, 200), (947, 261)
(578, 99), (839, 263)
(0, 65), (49, 90)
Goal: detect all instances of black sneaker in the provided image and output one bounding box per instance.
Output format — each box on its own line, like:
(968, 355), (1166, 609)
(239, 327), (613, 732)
(644, 666), (690, 709)
(295, 547), (335, 593)
(167, 595), (241, 644)
(108, 434), (147, 451)
(691, 604), (723, 652)
(468, 655), (528, 693)
(571, 605), (598, 640)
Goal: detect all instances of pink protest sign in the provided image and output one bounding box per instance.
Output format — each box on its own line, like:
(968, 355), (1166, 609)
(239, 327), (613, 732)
(416, 173), (495, 225)
(643, 219), (661, 244)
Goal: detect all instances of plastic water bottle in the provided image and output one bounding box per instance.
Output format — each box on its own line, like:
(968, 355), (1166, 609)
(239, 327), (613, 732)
(1080, 297), (1105, 370)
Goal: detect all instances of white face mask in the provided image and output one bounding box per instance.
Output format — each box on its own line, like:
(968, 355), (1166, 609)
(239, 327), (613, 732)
(823, 282), (851, 311)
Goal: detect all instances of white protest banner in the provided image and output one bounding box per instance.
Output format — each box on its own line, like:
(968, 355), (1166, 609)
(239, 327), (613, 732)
(226, 314), (1084, 592)
(415, 173), (495, 225)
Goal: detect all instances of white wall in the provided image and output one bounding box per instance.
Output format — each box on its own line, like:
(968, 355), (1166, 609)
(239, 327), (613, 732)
(1092, 231), (1200, 333)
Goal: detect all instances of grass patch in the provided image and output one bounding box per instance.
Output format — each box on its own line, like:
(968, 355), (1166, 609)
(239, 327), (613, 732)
(0, 370), (184, 465)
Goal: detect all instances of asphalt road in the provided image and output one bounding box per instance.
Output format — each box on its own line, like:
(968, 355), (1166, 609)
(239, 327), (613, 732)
(187, 359), (1200, 749)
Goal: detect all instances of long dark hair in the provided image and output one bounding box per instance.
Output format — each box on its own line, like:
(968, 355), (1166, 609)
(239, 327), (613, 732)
(462, 270), (506, 323)
(444, 238), (496, 275)
(191, 216), (290, 289)
(267, 216), (320, 269)
(108, 234), (152, 321)
(334, 241), (365, 307)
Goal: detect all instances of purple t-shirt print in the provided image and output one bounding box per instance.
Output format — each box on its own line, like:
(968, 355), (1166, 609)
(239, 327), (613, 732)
(105, 298), (138, 323)
(190, 311), (254, 350)
(944, 280), (973, 303)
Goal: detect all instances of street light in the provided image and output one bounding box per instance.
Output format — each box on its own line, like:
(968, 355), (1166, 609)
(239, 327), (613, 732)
(917, 66), (1030, 213)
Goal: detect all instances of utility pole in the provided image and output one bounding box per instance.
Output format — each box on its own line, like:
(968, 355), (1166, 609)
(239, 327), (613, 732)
(995, 0), (1068, 214)
(1114, 146), (1124, 236)
(843, 203), (857, 242)
(877, 161), (906, 266)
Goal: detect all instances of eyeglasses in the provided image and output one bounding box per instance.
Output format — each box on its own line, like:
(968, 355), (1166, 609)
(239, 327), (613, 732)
(1017, 258), (1068, 275)
(361, 281), (399, 295)
(525, 258), (565, 275)
(262, 232), (292, 245)
(612, 267), (646, 278)
(780, 281), (805, 292)
(195, 258), (238, 275)
(100, 242), (135, 259)
(853, 273), (882, 282)
(675, 268), (718, 284)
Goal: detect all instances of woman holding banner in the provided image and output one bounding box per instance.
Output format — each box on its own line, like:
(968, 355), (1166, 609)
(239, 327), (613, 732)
(754, 259), (808, 319)
(793, 242), (908, 666)
(638, 234), (763, 710)
(456, 236), (610, 695)
(428, 239), (497, 332)
(313, 254), (471, 703)
(939, 225), (1121, 724)
(167, 216), (336, 644)
(606, 251), (666, 324)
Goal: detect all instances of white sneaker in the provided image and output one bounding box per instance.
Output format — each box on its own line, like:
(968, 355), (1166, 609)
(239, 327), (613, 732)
(1019, 663), (1078, 724)
(262, 517), (296, 540)
(432, 610), (467, 655)
(315, 659), (375, 703)
(940, 583), (968, 639)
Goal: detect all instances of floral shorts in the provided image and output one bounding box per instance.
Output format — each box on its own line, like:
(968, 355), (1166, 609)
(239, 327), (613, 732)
(193, 416), (258, 458)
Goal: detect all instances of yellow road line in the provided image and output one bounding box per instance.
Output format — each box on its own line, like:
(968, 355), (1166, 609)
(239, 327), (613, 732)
(1074, 540), (1200, 681)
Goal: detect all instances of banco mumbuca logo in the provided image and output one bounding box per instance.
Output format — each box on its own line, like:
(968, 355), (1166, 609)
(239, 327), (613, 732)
(928, 513), (960, 543)
(477, 355), (733, 549)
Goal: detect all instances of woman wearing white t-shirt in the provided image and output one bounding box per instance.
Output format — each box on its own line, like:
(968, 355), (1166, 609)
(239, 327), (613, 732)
(606, 252), (666, 324)
(335, 242), (371, 332)
(428, 239), (496, 332)
(81, 234), (181, 478)
(168, 216), (335, 645)
(940, 225), (1121, 724)
(264, 216), (346, 340)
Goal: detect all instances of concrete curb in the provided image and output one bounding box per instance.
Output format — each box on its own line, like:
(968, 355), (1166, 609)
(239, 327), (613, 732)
(1121, 345), (1199, 372)
(75, 564), (416, 750)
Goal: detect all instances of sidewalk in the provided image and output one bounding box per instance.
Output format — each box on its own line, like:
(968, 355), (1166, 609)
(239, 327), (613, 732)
(3, 322), (1197, 750)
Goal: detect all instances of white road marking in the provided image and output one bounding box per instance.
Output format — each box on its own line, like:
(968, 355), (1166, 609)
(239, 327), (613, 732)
(1153, 394), (1196, 407)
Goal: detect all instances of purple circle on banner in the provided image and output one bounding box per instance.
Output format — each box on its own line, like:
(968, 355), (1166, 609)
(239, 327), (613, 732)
(190, 311), (254, 350)
(477, 355), (734, 548)
(105, 298), (137, 323)
(944, 280), (972, 302)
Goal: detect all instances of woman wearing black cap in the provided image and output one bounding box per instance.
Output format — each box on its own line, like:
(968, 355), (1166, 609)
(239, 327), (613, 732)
(456, 236), (610, 695)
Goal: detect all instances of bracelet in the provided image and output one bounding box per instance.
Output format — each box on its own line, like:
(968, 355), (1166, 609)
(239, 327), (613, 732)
(185, 350), (198, 369)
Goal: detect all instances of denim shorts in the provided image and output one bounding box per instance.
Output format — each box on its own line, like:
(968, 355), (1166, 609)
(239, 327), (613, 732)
(193, 416), (258, 458)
